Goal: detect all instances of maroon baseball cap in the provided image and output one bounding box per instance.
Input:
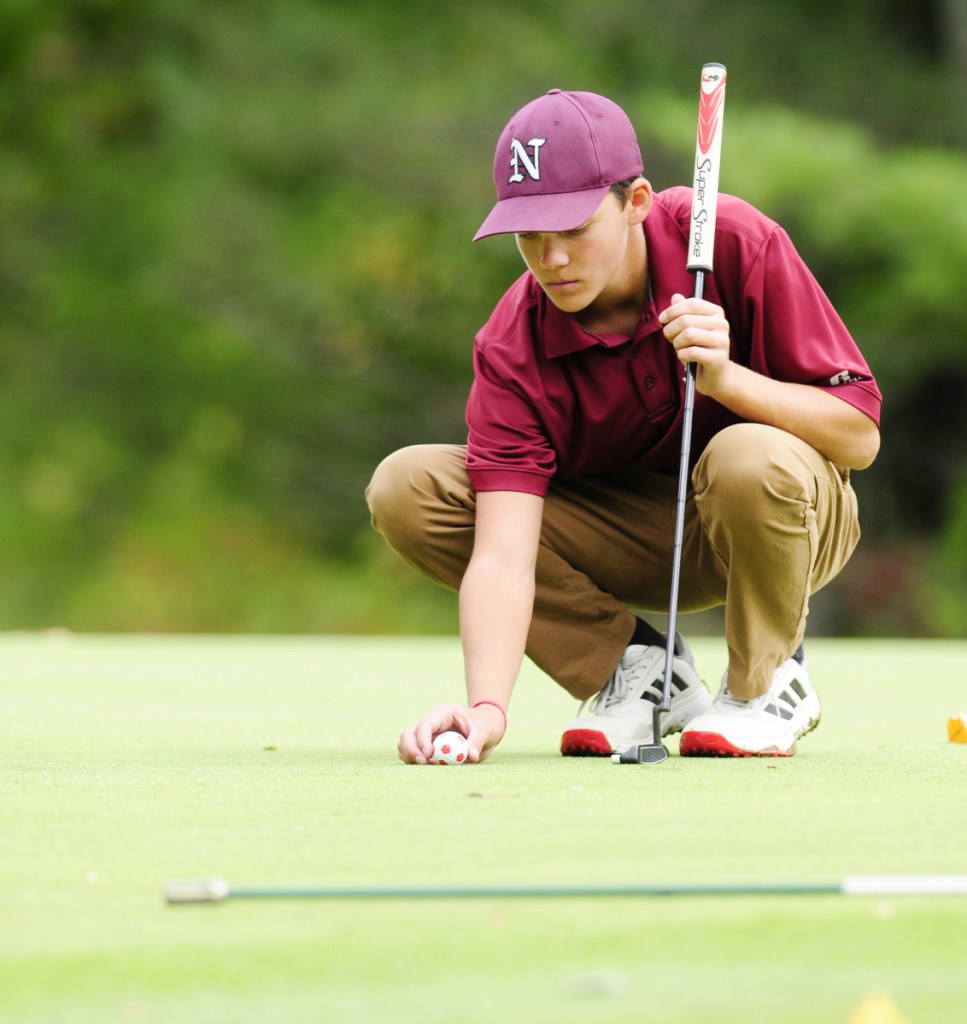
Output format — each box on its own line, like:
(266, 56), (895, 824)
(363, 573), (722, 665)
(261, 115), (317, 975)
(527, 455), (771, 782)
(473, 89), (643, 241)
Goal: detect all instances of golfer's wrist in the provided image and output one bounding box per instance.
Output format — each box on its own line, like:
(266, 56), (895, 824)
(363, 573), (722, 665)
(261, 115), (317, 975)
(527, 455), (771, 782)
(470, 699), (507, 733)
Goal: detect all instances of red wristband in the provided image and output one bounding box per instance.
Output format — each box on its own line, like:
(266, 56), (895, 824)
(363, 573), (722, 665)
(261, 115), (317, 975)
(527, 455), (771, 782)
(471, 699), (507, 731)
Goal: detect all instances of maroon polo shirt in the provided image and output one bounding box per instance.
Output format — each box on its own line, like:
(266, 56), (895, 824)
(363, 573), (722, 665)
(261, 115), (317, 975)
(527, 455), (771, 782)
(466, 187), (882, 496)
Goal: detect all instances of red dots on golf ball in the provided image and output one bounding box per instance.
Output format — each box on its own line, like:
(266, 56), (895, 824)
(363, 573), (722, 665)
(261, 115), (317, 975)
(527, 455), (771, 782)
(431, 730), (469, 765)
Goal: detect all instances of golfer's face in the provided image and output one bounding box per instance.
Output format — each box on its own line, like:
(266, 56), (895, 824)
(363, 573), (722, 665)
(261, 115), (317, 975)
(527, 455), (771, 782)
(514, 192), (634, 315)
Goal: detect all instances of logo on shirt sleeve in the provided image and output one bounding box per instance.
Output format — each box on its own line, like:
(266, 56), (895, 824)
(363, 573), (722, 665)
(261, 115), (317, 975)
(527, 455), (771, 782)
(829, 370), (864, 386)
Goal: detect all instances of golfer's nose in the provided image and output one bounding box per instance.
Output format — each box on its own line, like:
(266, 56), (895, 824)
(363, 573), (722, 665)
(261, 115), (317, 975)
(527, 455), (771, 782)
(539, 238), (569, 269)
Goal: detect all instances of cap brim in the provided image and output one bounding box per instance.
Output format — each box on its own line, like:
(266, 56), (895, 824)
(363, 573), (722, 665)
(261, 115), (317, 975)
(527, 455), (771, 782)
(472, 185), (611, 241)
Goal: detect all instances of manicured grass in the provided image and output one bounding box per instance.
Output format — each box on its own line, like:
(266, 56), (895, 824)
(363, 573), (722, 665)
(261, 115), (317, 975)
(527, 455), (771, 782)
(1, 633), (964, 1022)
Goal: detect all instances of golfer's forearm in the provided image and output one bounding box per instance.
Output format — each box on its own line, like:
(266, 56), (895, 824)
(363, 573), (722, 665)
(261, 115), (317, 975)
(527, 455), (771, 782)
(710, 364), (880, 469)
(459, 556), (535, 709)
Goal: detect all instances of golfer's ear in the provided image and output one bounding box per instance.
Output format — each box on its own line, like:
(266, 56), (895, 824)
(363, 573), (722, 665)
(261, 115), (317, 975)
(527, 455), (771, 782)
(629, 178), (653, 224)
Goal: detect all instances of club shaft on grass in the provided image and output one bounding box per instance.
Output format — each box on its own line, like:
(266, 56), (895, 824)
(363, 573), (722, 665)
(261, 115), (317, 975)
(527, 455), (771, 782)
(164, 875), (967, 904)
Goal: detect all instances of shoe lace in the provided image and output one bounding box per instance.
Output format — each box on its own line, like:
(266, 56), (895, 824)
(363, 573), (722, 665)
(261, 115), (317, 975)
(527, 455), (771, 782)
(717, 685), (750, 710)
(590, 661), (633, 714)
(575, 660), (635, 719)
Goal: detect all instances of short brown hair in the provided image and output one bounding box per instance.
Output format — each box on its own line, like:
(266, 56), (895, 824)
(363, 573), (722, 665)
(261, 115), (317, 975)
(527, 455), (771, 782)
(609, 175), (642, 207)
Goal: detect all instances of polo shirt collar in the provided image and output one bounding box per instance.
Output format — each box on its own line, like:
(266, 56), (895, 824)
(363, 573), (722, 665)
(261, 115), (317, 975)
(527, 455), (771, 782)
(540, 199), (694, 359)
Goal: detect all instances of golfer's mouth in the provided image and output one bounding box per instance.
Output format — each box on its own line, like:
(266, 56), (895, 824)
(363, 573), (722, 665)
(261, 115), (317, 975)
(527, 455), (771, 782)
(545, 279), (580, 292)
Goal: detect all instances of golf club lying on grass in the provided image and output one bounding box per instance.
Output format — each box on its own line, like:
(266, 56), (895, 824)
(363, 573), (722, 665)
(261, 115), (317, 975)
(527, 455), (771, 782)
(165, 874), (967, 904)
(617, 61), (727, 765)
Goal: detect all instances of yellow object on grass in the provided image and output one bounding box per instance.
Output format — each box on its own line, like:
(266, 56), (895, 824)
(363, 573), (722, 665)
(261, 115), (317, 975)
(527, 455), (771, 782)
(948, 713), (967, 743)
(846, 991), (910, 1024)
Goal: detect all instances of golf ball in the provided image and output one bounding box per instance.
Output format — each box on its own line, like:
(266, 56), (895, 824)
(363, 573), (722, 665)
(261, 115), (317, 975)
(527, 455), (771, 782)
(431, 730), (469, 765)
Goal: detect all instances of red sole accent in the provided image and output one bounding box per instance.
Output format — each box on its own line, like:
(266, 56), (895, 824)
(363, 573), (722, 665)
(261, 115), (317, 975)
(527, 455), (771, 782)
(679, 731), (796, 758)
(560, 729), (613, 757)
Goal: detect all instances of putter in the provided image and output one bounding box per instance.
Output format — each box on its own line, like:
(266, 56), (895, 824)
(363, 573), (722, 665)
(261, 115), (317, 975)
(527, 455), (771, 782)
(616, 63), (727, 765)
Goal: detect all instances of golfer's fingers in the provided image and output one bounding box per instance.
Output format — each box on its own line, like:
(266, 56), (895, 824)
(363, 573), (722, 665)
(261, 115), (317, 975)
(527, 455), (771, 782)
(400, 704), (471, 764)
(663, 313), (729, 344)
(669, 331), (730, 369)
(466, 708), (506, 764)
(397, 724), (422, 764)
(659, 292), (718, 319)
(658, 292), (694, 329)
(663, 312), (730, 367)
(465, 721), (486, 763)
(660, 295), (728, 337)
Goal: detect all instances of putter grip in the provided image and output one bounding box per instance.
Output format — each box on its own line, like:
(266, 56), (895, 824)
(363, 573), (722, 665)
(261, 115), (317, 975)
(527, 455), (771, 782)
(164, 876), (231, 903)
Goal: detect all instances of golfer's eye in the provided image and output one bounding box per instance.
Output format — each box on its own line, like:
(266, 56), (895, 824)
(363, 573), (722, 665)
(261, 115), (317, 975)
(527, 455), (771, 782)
(517, 232), (539, 241)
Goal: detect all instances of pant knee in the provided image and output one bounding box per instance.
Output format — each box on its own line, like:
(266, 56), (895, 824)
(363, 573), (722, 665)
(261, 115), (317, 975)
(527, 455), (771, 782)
(365, 444), (469, 553)
(366, 446), (415, 520)
(366, 446), (430, 546)
(695, 424), (813, 527)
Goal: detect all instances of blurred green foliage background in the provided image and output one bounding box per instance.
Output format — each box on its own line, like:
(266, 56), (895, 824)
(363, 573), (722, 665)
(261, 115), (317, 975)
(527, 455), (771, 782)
(2, 0), (966, 636)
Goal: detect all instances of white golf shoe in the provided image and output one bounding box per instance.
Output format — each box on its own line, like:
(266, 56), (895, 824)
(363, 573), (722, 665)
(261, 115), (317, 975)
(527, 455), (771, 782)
(679, 649), (820, 757)
(560, 635), (712, 756)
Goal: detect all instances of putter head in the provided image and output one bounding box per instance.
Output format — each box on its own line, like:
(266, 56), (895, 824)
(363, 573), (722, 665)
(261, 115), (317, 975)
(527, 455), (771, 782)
(612, 741), (670, 765)
(638, 741), (670, 764)
(611, 704), (671, 764)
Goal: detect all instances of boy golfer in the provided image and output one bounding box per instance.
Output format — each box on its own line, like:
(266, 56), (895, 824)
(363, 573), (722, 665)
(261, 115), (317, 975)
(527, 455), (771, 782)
(367, 89), (881, 763)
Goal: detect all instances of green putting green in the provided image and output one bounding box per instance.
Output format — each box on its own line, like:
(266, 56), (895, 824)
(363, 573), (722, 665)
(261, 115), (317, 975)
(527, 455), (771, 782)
(1, 633), (964, 1023)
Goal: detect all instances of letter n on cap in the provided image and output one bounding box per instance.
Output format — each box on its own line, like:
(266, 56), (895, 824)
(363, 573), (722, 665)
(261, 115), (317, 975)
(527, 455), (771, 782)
(509, 137), (546, 183)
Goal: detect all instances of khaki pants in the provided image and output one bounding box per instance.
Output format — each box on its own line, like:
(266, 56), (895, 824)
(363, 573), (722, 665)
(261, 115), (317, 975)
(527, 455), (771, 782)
(365, 423), (860, 700)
